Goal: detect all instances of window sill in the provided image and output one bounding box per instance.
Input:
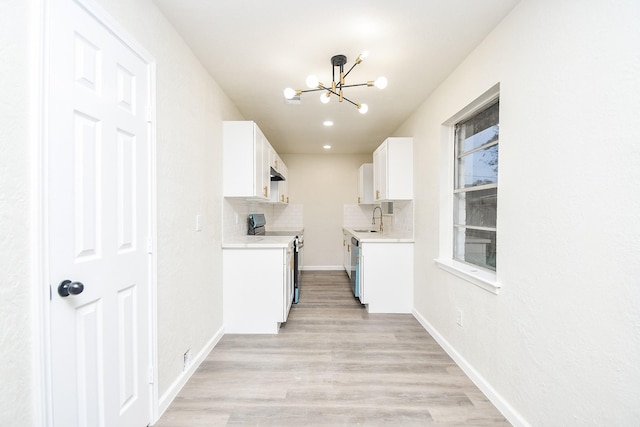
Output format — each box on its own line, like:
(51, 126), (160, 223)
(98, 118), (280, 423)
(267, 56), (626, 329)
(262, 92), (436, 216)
(434, 259), (501, 295)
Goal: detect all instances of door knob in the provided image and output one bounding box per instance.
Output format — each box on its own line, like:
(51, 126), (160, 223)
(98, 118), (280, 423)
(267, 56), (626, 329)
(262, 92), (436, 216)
(58, 280), (85, 297)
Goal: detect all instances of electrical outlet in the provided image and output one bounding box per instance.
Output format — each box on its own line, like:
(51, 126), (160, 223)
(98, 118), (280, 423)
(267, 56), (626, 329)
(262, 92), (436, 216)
(183, 349), (191, 370)
(456, 309), (463, 327)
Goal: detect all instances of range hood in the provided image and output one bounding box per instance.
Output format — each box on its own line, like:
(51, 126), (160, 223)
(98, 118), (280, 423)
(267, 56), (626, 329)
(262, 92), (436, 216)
(270, 166), (286, 181)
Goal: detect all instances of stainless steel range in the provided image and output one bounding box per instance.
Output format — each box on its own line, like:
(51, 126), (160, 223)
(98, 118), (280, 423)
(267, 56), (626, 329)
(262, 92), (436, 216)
(248, 213), (304, 303)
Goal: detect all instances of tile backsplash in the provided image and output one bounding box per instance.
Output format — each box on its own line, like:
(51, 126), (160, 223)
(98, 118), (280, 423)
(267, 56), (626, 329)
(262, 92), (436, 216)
(223, 199), (304, 239)
(343, 200), (414, 233)
(223, 198), (412, 239)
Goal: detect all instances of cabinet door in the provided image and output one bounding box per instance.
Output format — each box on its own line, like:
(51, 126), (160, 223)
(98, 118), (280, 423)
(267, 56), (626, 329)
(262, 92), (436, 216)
(358, 163), (374, 204)
(358, 247), (365, 304)
(283, 245), (294, 321)
(343, 231), (351, 276)
(386, 137), (413, 200)
(278, 162), (289, 203)
(372, 137), (413, 201)
(222, 121), (271, 199)
(359, 243), (413, 313)
(255, 126), (270, 199)
(373, 142), (387, 201)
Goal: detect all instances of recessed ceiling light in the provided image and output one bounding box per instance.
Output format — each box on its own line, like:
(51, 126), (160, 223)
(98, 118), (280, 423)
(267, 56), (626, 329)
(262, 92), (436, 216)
(323, 120), (333, 127)
(323, 145), (331, 150)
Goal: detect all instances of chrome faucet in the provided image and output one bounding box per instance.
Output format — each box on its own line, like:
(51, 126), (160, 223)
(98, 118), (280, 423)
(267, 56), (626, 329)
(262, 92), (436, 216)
(372, 206), (383, 232)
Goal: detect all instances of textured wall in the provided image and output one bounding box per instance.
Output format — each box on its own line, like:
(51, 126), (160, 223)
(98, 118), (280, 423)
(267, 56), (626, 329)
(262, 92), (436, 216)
(0, 0), (37, 425)
(399, 0), (640, 425)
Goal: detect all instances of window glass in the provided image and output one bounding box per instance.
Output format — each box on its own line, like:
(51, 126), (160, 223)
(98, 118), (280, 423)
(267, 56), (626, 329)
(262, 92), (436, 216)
(453, 99), (499, 271)
(456, 144), (498, 188)
(453, 228), (497, 271)
(457, 103), (499, 152)
(453, 188), (497, 228)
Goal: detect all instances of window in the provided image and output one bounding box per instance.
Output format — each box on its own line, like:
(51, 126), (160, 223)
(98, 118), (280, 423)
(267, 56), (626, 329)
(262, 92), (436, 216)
(453, 100), (499, 271)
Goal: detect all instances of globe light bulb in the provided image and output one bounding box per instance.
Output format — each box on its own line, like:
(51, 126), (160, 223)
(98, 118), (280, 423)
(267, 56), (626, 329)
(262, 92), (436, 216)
(306, 74), (319, 89)
(358, 103), (368, 114)
(283, 87), (296, 99)
(320, 92), (331, 104)
(374, 76), (388, 89)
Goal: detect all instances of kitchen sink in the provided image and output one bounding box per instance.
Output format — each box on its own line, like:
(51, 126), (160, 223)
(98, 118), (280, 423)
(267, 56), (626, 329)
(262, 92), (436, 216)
(354, 229), (378, 233)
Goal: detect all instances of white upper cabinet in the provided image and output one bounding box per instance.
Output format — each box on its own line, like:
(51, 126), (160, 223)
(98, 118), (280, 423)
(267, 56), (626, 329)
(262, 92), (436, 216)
(223, 121), (271, 199)
(269, 148), (287, 180)
(358, 163), (374, 204)
(269, 148), (289, 204)
(373, 137), (413, 201)
(269, 161), (289, 204)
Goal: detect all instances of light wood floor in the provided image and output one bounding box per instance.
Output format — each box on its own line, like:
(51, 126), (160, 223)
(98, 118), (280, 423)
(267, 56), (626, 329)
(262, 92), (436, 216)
(154, 271), (509, 426)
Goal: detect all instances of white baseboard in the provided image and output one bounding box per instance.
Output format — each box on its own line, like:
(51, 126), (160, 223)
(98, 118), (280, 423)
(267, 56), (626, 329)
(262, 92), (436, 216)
(301, 265), (344, 271)
(156, 326), (224, 420)
(412, 309), (529, 427)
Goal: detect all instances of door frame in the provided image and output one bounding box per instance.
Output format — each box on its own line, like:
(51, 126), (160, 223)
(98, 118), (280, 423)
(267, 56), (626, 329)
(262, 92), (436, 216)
(35, 0), (158, 424)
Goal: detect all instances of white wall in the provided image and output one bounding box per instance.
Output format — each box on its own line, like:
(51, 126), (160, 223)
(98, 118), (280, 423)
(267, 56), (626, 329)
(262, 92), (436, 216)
(0, 0), (38, 425)
(282, 154), (371, 269)
(398, 0), (640, 425)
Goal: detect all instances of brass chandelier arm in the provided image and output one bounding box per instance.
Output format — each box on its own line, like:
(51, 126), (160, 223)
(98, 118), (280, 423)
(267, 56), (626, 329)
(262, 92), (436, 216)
(298, 82), (370, 94)
(297, 87), (328, 94)
(336, 94), (359, 108)
(338, 82), (370, 89)
(295, 86), (359, 107)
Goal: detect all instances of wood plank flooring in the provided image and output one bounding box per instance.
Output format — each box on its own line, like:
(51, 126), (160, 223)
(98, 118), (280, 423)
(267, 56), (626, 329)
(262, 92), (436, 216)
(154, 271), (509, 426)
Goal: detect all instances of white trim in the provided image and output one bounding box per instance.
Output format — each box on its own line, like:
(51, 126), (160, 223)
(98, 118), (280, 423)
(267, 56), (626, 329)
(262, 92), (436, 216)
(157, 327), (225, 418)
(39, 1), (158, 425)
(439, 83), (501, 293)
(34, 0), (52, 425)
(453, 182), (498, 194)
(412, 309), (529, 427)
(443, 83), (501, 126)
(434, 258), (500, 294)
(147, 59), (159, 425)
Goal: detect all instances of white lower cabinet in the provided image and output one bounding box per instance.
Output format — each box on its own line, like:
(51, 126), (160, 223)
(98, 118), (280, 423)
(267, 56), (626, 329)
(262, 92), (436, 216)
(359, 242), (413, 313)
(223, 244), (294, 334)
(343, 231), (351, 278)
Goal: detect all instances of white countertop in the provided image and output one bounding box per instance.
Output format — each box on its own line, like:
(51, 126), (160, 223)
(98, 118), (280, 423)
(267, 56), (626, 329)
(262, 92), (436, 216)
(222, 235), (295, 249)
(265, 227), (304, 234)
(344, 227), (414, 243)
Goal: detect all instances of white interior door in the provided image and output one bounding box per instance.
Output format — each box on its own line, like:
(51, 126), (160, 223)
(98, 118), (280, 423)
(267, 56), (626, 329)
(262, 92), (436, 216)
(47, 0), (153, 425)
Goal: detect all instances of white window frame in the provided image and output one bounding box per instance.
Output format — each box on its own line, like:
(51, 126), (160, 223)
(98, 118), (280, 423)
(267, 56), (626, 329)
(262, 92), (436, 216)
(435, 84), (501, 294)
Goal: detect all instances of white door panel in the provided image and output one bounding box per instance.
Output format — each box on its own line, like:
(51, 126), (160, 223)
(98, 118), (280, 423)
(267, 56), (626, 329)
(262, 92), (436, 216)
(48, 0), (153, 425)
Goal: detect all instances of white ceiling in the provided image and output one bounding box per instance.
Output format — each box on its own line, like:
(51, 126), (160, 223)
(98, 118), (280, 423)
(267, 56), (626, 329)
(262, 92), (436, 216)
(152, 0), (519, 154)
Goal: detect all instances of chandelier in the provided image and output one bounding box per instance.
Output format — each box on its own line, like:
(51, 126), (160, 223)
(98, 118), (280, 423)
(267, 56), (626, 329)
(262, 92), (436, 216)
(283, 51), (387, 114)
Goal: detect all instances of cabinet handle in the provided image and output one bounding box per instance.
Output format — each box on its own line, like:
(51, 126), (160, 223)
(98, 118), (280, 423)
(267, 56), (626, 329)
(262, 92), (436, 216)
(348, 245), (350, 252)
(263, 186), (268, 197)
(286, 197), (289, 203)
(376, 190), (380, 200)
(343, 239), (345, 246)
(358, 196), (361, 204)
